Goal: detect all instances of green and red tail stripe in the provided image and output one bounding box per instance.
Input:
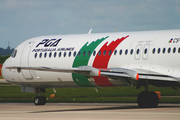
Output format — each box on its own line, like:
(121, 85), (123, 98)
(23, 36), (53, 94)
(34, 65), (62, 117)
(93, 35), (129, 87)
(72, 36), (108, 87)
(72, 35), (129, 87)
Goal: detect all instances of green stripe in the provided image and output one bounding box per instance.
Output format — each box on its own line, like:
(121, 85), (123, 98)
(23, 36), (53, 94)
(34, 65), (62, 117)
(72, 36), (109, 87)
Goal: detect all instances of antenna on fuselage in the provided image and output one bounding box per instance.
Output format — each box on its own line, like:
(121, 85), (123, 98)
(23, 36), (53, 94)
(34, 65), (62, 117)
(88, 28), (92, 34)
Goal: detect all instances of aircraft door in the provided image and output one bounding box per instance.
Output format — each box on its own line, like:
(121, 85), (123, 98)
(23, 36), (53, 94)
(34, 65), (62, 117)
(134, 44), (142, 60)
(142, 44), (150, 60)
(20, 42), (34, 80)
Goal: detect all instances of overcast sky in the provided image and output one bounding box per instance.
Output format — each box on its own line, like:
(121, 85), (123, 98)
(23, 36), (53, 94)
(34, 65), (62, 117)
(1, 0), (180, 48)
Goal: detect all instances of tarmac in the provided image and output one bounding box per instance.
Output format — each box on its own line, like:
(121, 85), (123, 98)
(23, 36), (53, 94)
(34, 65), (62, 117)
(1, 79), (180, 119)
(0, 79), (7, 83)
(0, 103), (180, 120)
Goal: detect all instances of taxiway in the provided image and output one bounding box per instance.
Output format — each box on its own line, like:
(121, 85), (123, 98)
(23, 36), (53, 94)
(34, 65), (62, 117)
(0, 103), (180, 120)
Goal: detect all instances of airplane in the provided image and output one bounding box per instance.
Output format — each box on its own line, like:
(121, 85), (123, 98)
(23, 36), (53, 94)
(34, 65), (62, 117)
(2, 29), (180, 108)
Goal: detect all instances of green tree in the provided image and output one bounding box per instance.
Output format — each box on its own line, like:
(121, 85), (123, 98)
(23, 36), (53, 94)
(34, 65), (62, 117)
(0, 55), (10, 63)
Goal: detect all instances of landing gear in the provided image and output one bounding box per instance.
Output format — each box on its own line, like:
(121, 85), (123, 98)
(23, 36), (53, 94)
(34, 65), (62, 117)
(137, 91), (159, 108)
(34, 96), (46, 105)
(136, 80), (159, 108)
(33, 88), (46, 105)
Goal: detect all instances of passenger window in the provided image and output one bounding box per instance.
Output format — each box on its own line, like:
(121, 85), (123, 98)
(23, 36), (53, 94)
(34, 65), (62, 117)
(44, 53), (47, 58)
(114, 50), (117, 55)
(83, 51), (86, 56)
(69, 52), (71, 57)
(78, 51), (81, 56)
(54, 52), (57, 57)
(49, 52), (52, 58)
(98, 50), (101, 56)
(59, 52), (61, 57)
(168, 47), (171, 53)
(74, 51), (76, 57)
(125, 49), (128, 55)
(152, 48), (156, 54)
(64, 52), (66, 57)
(152, 48), (155, 54)
(119, 49), (122, 55)
(173, 47), (176, 53)
(88, 51), (91, 56)
(157, 48), (161, 54)
(93, 51), (96, 56)
(130, 49), (133, 55)
(144, 48), (147, 54)
(162, 48), (166, 54)
(34, 53), (37, 58)
(136, 49), (140, 54)
(103, 50), (106, 56)
(109, 50), (112, 55)
(39, 53), (42, 58)
(11, 50), (17, 58)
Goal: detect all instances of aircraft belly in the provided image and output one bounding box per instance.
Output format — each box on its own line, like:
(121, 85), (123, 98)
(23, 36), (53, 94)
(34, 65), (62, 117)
(20, 81), (130, 88)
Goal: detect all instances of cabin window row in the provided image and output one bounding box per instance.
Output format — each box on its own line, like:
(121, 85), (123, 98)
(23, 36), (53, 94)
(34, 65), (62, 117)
(152, 47), (180, 54)
(34, 52), (75, 58)
(34, 50), (116, 58)
(34, 49), (130, 59)
(34, 47), (180, 58)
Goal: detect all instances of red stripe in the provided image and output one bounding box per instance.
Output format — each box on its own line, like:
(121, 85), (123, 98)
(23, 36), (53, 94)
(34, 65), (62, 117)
(93, 76), (113, 87)
(0, 64), (2, 76)
(92, 35), (129, 87)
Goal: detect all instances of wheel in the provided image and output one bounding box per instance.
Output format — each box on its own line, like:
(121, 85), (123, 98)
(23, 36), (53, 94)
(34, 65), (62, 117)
(34, 96), (46, 105)
(137, 91), (159, 108)
(137, 91), (148, 108)
(148, 91), (159, 108)
(34, 96), (41, 105)
(41, 96), (46, 105)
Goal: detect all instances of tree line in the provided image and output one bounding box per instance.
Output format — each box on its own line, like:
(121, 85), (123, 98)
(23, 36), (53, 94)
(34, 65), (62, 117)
(0, 46), (13, 63)
(0, 46), (14, 56)
(0, 55), (10, 63)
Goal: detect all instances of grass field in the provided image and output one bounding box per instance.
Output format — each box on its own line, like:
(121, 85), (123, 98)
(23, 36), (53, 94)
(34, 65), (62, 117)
(0, 83), (180, 103)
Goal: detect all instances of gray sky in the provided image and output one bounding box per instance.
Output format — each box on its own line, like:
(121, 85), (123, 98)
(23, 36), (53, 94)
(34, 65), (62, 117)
(1, 0), (180, 48)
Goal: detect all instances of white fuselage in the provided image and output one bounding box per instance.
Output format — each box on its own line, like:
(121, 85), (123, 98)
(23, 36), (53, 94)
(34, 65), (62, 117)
(2, 29), (180, 88)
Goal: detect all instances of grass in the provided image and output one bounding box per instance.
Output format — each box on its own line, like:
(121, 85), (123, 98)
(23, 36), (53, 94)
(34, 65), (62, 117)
(0, 76), (3, 79)
(0, 84), (180, 103)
